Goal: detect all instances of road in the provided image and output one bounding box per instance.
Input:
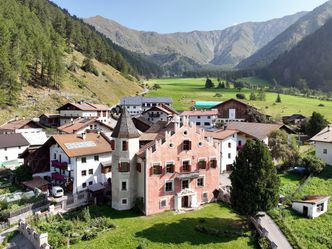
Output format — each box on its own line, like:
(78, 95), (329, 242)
(257, 212), (292, 249)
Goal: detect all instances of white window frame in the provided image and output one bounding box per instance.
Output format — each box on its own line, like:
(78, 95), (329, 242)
(197, 176), (205, 188)
(181, 179), (190, 190)
(121, 198), (128, 206)
(202, 191), (208, 202)
(164, 179), (174, 192)
(160, 198), (167, 209)
(120, 179), (128, 192)
(165, 161), (175, 174)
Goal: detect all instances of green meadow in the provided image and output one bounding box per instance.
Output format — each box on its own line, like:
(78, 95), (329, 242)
(146, 78), (332, 122)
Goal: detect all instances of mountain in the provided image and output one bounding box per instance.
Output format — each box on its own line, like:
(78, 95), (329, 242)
(84, 12), (306, 71)
(262, 18), (332, 91)
(0, 0), (143, 121)
(238, 0), (332, 69)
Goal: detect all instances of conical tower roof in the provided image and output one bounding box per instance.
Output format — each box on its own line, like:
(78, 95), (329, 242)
(111, 107), (140, 138)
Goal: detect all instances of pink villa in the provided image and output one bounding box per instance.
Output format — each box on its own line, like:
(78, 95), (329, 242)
(111, 108), (220, 215)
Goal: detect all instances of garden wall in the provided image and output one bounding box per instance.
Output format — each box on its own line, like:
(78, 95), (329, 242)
(18, 219), (50, 249)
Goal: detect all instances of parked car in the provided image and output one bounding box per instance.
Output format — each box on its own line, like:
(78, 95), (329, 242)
(51, 186), (64, 198)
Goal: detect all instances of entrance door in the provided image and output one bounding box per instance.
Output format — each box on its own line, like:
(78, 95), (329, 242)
(303, 206), (309, 217)
(229, 109), (236, 120)
(182, 196), (189, 208)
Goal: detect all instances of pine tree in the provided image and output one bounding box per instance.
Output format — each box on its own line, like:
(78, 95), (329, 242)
(276, 94), (281, 103)
(205, 78), (214, 88)
(230, 140), (280, 215)
(305, 112), (329, 137)
(249, 91), (256, 101)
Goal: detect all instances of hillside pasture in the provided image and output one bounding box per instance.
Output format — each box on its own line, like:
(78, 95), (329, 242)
(146, 78), (332, 121)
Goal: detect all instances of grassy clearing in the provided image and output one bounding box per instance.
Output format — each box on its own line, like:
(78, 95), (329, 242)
(278, 171), (305, 197)
(146, 78), (332, 121)
(64, 203), (256, 249)
(272, 167), (332, 249)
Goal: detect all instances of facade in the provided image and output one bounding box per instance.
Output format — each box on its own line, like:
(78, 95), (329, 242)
(310, 126), (332, 165)
(205, 130), (238, 173)
(57, 117), (113, 137)
(120, 96), (172, 116)
(45, 133), (112, 193)
(111, 108), (220, 215)
(142, 104), (179, 123)
(181, 110), (218, 128)
(292, 196), (329, 218)
(0, 134), (30, 166)
(39, 114), (60, 127)
(57, 102), (112, 126)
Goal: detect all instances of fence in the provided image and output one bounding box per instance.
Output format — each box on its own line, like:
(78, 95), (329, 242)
(250, 216), (278, 249)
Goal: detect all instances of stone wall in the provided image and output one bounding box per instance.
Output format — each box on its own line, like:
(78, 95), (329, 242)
(18, 219), (50, 249)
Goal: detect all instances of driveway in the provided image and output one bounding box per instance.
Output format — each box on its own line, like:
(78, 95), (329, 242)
(257, 212), (292, 249)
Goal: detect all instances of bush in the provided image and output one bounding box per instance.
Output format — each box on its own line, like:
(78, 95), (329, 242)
(214, 93), (222, 97)
(301, 154), (326, 173)
(318, 103), (325, 107)
(137, 240), (148, 249)
(14, 165), (32, 183)
(236, 93), (246, 99)
(81, 58), (99, 76)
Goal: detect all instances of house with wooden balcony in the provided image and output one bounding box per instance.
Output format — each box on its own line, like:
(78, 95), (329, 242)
(42, 133), (113, 195)
(110, 107), (220, 215)
(141, 104), (179, 123)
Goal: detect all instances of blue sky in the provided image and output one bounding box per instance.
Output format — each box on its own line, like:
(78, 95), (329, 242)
(51, 0), (327, 33)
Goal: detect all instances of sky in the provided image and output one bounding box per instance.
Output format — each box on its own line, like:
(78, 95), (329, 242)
(51, 0), (328, 33)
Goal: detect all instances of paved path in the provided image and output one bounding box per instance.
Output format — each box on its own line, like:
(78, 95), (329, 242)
(0, 226), (17, 244)
(257, 212), (292, 249)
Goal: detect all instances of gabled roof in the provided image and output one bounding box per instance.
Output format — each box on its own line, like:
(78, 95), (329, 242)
(57, 102), (109, 111)
(111, 108), (140, 138)
(211, 98), (257, 110)
(0, 119), (42, 132)
(293, 195), (330, 204)
(120, 96), (172, 106)
(0, 134), (30, 149)
(50, 133), (112, 158)
(57, 118), (113, 134)
(39, 114), (60, 119)
(205, 129), (238, 140)
(142, 104), (178, 116)
(225, 122), (290, 140)
(181, 109), (218, 117)
(310, 126), (332, 143)
(132, 117), (152, 132)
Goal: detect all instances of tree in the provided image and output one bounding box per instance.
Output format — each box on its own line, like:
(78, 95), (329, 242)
(234, 82), (244, 92)
(268, 130), (299, 165)
(301, 154), (325, 174)
(295, 78), (308, 90)
(257, 89), (266, 101)
(230, 140), (280, 215)
(305, 112), (329, 137)
(217, 82), (225, 89)
(249, 91), (256, 101)
(236, 93), (246, 99)
(205, 78), (214, 88)
(276, 94), (281, 103)
(81, 58), (99, 76)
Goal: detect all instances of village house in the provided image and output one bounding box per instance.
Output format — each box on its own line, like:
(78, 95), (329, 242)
(181, 109), (218, 128)
(57, 102), (112, 126)
(43, 133), (112, 194)
(57, 117), (113, 137)
(211, 98), (269, 123)
(205, 129), (238, 173)
(310, 125), (332, 165)
(142, 104), (179, 123)
(0, 118), (43, 135)
(39, 114), (60, 127)
(111, 108), (220, 215)
(132, 116), (153, 132)
(224, 122), (294, 148)
(0, 134), (30, 168)
(120, 96), (172, 116)
(292, 196), (330, 218)
(282, 114), (306, 125)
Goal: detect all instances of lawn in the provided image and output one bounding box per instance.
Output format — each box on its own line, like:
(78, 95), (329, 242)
(271, 166), (332, 249)
(278, 171), (305, 197)
(146, 78), (332, 122)
(65, 203), (256, 249)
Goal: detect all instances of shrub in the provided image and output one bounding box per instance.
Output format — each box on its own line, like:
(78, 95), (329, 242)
(81, 58), (99, 76)
(214, 93), (222, 97)
(318, 103), (325, 107)
(301, 154), (326, 173)
(236, 93), (246, 99)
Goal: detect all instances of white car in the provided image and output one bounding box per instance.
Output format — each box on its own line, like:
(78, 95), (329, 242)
(51, 186), (64, 198)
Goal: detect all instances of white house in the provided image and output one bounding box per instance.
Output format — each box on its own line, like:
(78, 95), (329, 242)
(181, 109), (218, 128)
(310, 126), (332, 165)
(292, 196), (329, 218)
(205, 129), (238, 173)
(45, 133), (112, 194)
(57, 102), (112, 126)
(0, 118), (43, 135)
(120, 96), (172, 116)
(0, 134), (30, 167)
(57, 117), (113, 138)
(142, 104), (179, 123)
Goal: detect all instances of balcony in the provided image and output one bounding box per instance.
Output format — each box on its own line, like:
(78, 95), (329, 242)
(176, 169), (200, 180)
(51, 160), (68, 170)
(51, 172), (73, 182)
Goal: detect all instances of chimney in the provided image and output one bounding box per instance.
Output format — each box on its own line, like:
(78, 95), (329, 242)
(81, 132), (86, 140)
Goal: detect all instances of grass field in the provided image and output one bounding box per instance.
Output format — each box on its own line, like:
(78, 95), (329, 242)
(271, 167), (332, 249)
(66, 203), (256, 249)
(146, 78), (332, 122)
